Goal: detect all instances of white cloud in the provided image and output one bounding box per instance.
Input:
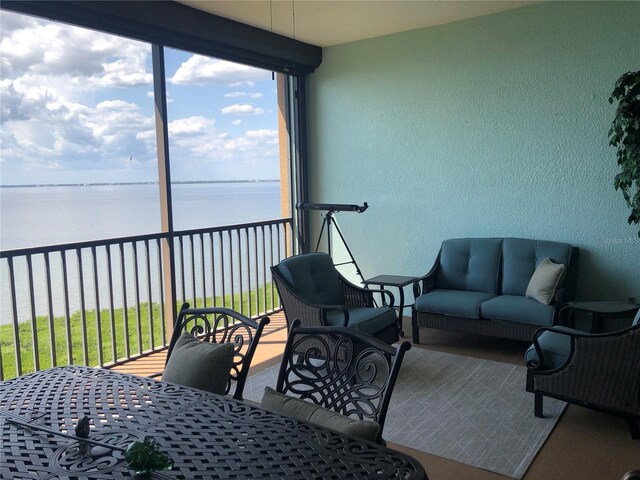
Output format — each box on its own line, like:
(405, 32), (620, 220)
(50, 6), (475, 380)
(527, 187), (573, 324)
(225, 91), (264, 99)
(170, 55), (270, 86)
(221, 104), (265, 115)
(0, 11), (151, 89)
(168, 116), (214, 136)
(231, 120), (242, 126)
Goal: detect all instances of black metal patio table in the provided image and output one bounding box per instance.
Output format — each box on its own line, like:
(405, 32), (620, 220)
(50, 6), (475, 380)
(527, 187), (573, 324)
(0, 366), (427, 480)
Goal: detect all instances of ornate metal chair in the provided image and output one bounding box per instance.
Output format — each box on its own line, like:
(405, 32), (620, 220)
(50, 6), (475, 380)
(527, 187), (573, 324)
(262, 319), (411, 444)
(271, 252), (399, 344)
(156, 303), (270, 400)
(525, 308), (640, 438)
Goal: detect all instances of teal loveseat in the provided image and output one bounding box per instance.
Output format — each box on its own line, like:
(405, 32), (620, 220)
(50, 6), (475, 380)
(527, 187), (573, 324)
(412, 238), (579, 343)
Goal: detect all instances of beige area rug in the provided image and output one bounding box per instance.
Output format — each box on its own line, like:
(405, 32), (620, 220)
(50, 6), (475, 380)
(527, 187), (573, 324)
(243, 347), (566, 479)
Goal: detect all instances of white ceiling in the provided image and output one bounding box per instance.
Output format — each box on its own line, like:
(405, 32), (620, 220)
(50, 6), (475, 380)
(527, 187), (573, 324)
(179, 1), (536, 47)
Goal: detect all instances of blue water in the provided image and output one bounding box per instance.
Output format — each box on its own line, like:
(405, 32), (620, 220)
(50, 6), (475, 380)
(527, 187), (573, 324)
(0, 182), (282, 324)
(1, 182), (281, 250)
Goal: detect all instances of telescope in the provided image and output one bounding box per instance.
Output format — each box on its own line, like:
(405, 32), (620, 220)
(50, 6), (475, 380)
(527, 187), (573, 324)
(296, 202), (368, 213)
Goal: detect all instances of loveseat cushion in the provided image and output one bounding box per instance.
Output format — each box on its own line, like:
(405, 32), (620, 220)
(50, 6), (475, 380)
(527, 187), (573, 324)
(415, 289), (496, 319)
(501, 238), (573, 297)
(436, 238), (503, 294)
(479, 295), (555, 326)
(326, 306), (396, 335)
(275, 253), (345, 305)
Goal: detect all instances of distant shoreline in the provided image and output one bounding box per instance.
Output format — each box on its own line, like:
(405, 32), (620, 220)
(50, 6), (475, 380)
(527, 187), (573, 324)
(0, 180), (279, 188)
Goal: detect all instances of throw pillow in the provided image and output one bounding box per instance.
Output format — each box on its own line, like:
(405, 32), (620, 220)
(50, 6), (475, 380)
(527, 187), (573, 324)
(162, 333), (234, 395)
(526, 257), (566, 305)
(260, 386), (380, 443)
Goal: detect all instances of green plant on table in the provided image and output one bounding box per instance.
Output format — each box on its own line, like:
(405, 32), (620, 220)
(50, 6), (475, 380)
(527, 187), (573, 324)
(609, 70), (640, 237)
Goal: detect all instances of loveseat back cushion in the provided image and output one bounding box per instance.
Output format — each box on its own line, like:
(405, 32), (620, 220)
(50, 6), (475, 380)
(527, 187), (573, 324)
(436, 238), (502, 294)
(501, 238), (574, 297)
(276, 253), (345, 305)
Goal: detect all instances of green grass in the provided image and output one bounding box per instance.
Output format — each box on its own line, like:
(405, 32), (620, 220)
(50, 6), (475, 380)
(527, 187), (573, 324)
(0, 285), (279, 380)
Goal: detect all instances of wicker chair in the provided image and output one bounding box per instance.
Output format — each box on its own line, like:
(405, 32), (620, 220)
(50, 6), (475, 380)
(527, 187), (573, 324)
(155, 303), (270, 400)
(264, 319), (411, 444)
(271, 252), (399, 344)
(525, 308), (640, 438)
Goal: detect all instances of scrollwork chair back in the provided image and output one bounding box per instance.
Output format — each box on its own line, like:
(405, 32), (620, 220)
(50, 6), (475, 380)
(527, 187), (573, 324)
(166, 303), (270, 400)
(276, 319), (411, 440)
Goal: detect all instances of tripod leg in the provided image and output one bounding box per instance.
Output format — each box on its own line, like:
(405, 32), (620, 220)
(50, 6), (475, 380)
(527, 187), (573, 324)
(314, 217), (328, 253)
(331, 216), (365, 284)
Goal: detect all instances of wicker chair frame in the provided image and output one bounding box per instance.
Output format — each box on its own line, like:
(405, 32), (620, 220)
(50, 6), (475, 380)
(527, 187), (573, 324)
(526, 318), (640, 439)
(271, 261), (399, 344)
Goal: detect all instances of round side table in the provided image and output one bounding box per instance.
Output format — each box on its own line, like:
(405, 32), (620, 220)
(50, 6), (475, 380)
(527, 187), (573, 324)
(559, 301), (639, 333)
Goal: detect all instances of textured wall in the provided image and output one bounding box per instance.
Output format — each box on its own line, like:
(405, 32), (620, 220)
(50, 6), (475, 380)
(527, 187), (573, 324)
(307, 1), (640, 302)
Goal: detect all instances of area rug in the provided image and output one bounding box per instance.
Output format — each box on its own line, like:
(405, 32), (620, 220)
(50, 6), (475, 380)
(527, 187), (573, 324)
(243, 347), (566, 479)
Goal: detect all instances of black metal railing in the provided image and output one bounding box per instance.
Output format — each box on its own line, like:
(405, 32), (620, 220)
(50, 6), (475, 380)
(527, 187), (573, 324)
(0, 218), (292, 380)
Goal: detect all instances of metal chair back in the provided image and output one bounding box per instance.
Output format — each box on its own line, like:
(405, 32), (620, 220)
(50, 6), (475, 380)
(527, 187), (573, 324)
(276, 319), (411, 441)
(166, 303), (270, 400)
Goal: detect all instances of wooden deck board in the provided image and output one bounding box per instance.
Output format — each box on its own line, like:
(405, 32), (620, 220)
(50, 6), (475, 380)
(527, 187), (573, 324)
(110, 311), (288, 378)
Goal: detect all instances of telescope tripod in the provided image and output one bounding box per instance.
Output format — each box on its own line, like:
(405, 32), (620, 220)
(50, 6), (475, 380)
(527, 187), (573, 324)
(314, 209), (365, 283)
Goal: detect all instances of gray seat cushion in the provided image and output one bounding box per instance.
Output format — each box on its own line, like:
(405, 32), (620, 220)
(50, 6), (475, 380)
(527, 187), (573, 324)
(436, 238), (503, 294)
(326, 306), (396, 335)
(525, 327), (573, 370)
(415, 289), (497, 319)
(162, 333), (234, 395)
(480, 295), (556, 326)
(502, 238), (573, 296)
(275, 253), (344, 305)
(260, 386), (380, 442)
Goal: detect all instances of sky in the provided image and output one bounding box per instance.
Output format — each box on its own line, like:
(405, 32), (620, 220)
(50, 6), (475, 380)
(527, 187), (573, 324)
(0, 10), (281, 186)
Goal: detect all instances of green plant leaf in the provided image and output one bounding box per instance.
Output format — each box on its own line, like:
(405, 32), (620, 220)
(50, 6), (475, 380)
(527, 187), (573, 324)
(610, 70), (640, 237)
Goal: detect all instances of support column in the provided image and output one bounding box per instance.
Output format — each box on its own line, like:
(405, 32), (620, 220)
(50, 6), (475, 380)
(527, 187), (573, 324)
(152, 45), (176, 340)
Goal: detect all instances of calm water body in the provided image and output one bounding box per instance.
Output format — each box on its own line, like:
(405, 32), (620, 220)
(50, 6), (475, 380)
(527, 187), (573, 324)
(0, 182), (282, 324)
(1, 182), (281, 250)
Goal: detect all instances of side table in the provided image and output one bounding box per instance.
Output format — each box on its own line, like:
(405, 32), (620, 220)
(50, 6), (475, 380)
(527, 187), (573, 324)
(559, 300), (639, 333)
(362, 275), (418, 338)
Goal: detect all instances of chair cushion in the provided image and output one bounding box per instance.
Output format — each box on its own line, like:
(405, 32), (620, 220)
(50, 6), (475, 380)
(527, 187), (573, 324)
(326, 306), (396, 335)
(275, 253), (345, 305)
(525, 257), (566, 305)
(260, 387), (380, 442)
(524, 328), (573, 370)
(415, 289), (496, 319)
(501, 238), (573, 296)
(480, 295), (556, 326)
(162, 334), (234, 395)
(436, 238), (502, 294)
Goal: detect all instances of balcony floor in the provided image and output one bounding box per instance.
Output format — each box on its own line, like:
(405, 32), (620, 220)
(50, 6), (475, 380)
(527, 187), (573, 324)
(110, 310), (288, 378)
(110, 316), (639, 480)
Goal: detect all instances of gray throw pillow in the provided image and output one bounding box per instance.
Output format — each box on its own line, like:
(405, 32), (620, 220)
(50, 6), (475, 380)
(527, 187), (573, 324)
(525, 257), (566, 305)
(162, 333), (234, 395)
(260, 386), (380, 443)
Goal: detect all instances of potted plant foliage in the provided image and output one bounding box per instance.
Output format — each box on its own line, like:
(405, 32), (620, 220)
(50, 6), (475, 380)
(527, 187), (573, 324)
(609, 71), (640, 237)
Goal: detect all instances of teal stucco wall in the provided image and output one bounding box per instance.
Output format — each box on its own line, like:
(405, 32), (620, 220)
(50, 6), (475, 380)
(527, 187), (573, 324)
(307, 1), (640, 303)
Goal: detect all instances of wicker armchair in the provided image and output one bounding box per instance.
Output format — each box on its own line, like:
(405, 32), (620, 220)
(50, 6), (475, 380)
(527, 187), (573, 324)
(154, 303), (270, 400)
(262, 319), (411, 444)
(271, 252), (399, 344)
(525, 308), (640, 439)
